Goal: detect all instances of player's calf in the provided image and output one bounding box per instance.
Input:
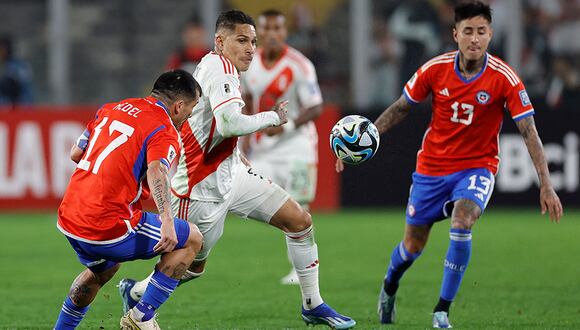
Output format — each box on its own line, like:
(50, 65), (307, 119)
(435, 199), (478, 313)
(125, 222), (202, 323)
(55, 264), (121, 329)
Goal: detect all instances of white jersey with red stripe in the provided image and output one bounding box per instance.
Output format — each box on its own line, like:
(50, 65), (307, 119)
(241, 46), (323, 163)
(171, 51), (244, 202)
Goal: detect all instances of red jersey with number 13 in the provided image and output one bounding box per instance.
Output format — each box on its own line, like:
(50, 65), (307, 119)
(57, 97), (180, 243)
(403, 51), (534, 176)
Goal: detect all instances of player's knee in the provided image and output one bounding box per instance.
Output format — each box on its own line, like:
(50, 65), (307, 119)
(94, 263), (120, 285)
(186, 223), (203, 254)
(403, 237), (426, 254)
(451, 200), (481, 230)
(289, 208), (312, 232)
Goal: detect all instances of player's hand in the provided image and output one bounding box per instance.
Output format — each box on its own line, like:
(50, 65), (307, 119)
(540, 184), (563, 223)
(271, 100), (288, 126)
(335, 159), (344, 173)
(154, 217), (178, 253)
(263, 126), (284, 136)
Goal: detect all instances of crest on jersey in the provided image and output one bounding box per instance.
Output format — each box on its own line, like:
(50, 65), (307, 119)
(408, 204), (416, 217)
(476, 90), (490, 104)
(519, 89), (531, 106)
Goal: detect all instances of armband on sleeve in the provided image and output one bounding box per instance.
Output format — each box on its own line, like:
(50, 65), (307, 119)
(76, 129), (90, 150)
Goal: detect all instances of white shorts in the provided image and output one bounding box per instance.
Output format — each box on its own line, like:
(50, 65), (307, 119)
(171, 164), (290, 261)
(250, 158), (317, 206)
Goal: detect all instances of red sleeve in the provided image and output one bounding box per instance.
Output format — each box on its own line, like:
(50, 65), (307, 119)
(403, 65), (433, 105)
(146, 127), (180, 170)
(506, 80), (534, 122)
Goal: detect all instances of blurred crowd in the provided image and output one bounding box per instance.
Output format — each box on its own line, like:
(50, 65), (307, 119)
(0, 0), (577, 111)
(366, 0), (580, 110)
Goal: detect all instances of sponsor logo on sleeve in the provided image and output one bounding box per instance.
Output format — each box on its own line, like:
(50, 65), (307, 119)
(167, 145), (177, 165)
(222, 82), (232, 96)
(519, 89), (531, 106)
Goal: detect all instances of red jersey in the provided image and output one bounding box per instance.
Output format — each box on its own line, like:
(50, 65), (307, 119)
(403, 51), (534, 176)
(57, 96), (180, 243)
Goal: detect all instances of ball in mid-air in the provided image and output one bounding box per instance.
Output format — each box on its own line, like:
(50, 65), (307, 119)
(329, 115), (380, 165)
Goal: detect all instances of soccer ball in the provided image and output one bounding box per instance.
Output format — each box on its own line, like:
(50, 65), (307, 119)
(329, 115), (380, 165)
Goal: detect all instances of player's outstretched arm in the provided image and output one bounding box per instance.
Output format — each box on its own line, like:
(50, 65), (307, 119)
(515, 116), (563, 223)
(336, 95), (411, 173)
(374, 95), (412, 135)
(263, 104), (323, 137)
(214, 100), (288, 137)
(147, 160), (178, 253)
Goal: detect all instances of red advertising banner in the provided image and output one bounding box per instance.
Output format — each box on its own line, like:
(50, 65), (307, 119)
(0, 106), (340, 211)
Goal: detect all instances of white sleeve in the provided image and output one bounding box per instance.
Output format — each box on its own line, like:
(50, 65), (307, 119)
(296, 60), (323, 109)
(214, 102), (281, 137)
(208, 74), (245, 112)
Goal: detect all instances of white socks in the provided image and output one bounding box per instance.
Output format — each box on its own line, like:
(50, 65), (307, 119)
(285, 226), (323, 310)
(130, 273), (152, 301)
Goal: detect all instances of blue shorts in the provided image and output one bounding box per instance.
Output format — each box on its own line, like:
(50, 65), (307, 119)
(406, 168), (495, 226)
(66, 212), (191, 273)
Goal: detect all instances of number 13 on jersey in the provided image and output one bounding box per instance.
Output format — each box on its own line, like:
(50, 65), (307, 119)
(78, 117), (135, 174)
(450, 101), (474, 125)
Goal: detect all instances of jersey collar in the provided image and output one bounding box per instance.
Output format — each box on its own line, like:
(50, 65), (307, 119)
(454, 52), (488, 84)
(145, 96), (170, 114)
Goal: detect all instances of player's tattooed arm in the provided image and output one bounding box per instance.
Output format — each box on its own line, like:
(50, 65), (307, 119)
(147, 160), (179, 252)
(147, 161), (171, 217)
(516, 116), (563, 222)
(374, 95), (412, 135)
(516, 116), (550, 187)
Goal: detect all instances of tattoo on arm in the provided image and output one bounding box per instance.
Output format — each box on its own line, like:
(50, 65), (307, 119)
(148, 163), (171, 216)
(516, 116), (551, 186)
(152, 177), (169, 214)
(374, 96), (412, 134)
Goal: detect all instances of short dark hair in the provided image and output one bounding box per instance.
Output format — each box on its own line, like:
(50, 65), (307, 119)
(215, 10), (255, 33)
(259, 9), (285, 19)
(454, 1), (492, 24)
(152, 69), (201, 102)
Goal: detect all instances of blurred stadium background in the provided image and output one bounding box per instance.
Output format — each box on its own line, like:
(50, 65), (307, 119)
(0, 0), (578, 329)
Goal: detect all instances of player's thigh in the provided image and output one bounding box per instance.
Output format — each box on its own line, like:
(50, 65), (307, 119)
(248, 158), (276, 184)
(105, 212), (191, 260)
(172, 195), (229, 262)
(406, 172), (454, 226)
(64, 212), (191, 270)
(229, 165), (291, 224)
(449, 168), (495, 217)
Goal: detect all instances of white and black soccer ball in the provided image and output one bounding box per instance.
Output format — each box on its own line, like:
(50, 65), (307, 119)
(329, 115), (380, 165)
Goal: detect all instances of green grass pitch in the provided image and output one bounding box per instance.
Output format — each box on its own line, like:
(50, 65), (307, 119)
(0, 209), (578, 329)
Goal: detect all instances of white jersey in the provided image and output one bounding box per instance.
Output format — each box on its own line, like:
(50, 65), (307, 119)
(242, 46), (323, 163)
(171, 52), (245, 202)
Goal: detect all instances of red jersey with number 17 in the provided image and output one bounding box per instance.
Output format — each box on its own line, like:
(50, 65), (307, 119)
(403, 51), (534, 176)
(57, 96), (180, 243)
